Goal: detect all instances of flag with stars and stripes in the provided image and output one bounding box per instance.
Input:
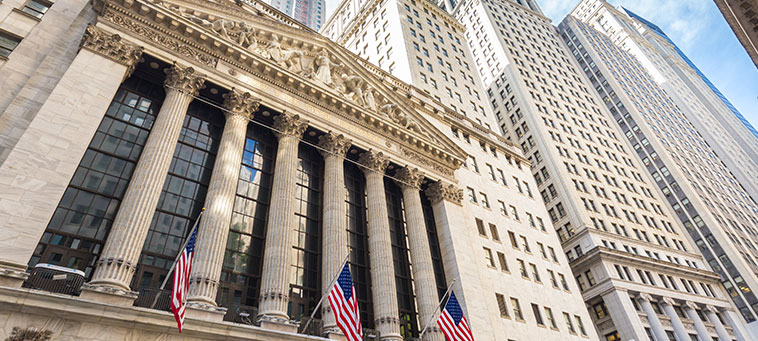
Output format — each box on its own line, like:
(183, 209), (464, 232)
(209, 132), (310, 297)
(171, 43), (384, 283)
(170, 225), (198, 333)
(437, 291), (474, 341)
(327, 263), (363, 341)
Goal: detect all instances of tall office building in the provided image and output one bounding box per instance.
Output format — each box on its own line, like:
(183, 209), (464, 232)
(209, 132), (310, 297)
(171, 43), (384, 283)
(560, 1), (758, 335)
(269, 0), (325, 30)
(571, 0), (758, 203)
(455, 0), (751, 340)
(713, 0), (758, 69)
(322, 1), (598, 339)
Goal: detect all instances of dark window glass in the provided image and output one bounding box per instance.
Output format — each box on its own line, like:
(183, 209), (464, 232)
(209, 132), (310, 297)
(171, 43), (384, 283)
(386, 179), (418, 338)
(345, 163), (374, 329)
(287, 144), (323, 320)
(0, 30), (22, 58)
(216, 125), (275, 311)
(30, 76), (164, 279)
(132, 100), (223, 290)
(421, 192), (447, 298)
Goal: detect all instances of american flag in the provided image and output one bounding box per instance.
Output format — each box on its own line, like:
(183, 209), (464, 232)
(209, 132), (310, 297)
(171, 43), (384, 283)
(327, 263), (363, 341)
(437, 291), (474, 341)
(171, 225), (198, 332)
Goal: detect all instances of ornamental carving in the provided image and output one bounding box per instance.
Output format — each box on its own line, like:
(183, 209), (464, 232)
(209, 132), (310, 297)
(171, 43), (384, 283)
(164, 63), (206, 96)
(5, 327), (52, 341)
(317, 131), (351, 157)
(101, 9), (217, 67)
(80, 25), (143, 77)
(400, 147), (455, 177)
(223, 88), (260, 119)
(395, 167), (425, 189)
(358, 150), (390, 172)
(273, 112), (309, 137)
(426, 181), (463, 205)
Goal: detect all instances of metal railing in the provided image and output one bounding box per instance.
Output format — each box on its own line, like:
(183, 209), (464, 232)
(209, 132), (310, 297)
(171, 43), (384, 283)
(22, 264), (85, 296)
(133, 287), (172, 312)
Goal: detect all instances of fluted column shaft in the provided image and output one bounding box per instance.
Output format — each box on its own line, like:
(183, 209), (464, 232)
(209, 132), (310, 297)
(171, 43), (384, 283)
(685, 303), (713, 341)
(258, 112), (308, 324)
(360, 151), (401, 341)
(661, 298), (688, 341)
(187, 89), (259, 307)
(319, 132), (351, 335)
(396, 167), (442, 341)
(89, 64), (205, 291)
(601, 290), (647, 340)
(638, 294), (668, 341)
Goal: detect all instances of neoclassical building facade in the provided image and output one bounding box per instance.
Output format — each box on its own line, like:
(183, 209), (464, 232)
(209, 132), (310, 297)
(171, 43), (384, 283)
(0, 0), (594, 340)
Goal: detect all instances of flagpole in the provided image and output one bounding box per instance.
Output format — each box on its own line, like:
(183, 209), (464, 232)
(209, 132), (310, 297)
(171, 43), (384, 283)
(419, 278), (457, 338)
(301, 249), (352, 333)
(150, 208), (205, 309)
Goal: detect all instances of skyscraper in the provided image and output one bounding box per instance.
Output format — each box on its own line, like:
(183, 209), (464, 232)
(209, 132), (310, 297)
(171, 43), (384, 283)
(571, 0), (758, 202)
(455, 0), (751, 339)
(269, 0), (325, 30)
(560, 1), (758, 336)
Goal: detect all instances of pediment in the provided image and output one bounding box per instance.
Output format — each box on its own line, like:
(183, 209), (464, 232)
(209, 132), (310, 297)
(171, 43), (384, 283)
(99, 0), (466, 174)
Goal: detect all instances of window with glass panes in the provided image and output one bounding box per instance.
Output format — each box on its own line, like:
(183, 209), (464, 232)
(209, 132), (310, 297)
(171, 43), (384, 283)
(217, 125), (275, 312)
(345, 162), (374, 329)
(421, 193), (447, 299)
(385, 179), (418, 338)
(29, 74), (164, 278)
(287, 145), (323, 320)
(133, 100), (223, 290)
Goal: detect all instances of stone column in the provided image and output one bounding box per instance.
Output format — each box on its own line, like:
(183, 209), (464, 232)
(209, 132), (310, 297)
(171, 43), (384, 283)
(187, 89), (259, 314)
(359, 150), (401, 341)
(601, 290), (647, 341)
(395, 167), (442, 341)
(637, 293), (668, 341)
(660, 297), (688, 341)
(0, 25), (142, 288)
(84, 63), (205, 303)
(685, 302), (713, 341)
(720, 308), (749, 341)
(257, 112), (308, 331)
(318, 131), (351, 338)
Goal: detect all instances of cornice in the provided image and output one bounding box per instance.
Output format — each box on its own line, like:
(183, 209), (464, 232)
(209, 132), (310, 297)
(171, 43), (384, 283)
(97, 0), (464, 179)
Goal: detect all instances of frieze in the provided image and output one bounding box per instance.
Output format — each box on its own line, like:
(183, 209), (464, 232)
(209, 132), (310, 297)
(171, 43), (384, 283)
(101, 7), (218, 67)
(5, 327), (52, 341)
(400, 147), (455, 177)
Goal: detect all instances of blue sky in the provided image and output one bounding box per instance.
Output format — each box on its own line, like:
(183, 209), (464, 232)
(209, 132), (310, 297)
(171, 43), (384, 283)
(538, 0), (758, 132)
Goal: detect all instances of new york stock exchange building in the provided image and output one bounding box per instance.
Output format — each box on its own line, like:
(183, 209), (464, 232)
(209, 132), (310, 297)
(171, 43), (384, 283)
(0, 0), (597, 340)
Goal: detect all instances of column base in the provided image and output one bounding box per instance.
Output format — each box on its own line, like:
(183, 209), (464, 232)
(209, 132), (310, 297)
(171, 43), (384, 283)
(187, 302), (227, 322)
(259, 316), (299, 333)
(80, 283), (138, 306)
(0, 261), (29, 288)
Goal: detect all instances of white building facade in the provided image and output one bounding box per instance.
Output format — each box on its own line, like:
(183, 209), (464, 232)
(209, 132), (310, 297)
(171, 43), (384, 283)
(455, 0), (753, 340)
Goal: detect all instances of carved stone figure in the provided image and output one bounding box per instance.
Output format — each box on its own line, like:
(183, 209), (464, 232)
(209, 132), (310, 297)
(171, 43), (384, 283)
(340, 73), (364, 105)
(364, 88), (377, 111)
(380, 102), (420, 133)
(313, 50), (334, 85)
(268, 35), (305, 73)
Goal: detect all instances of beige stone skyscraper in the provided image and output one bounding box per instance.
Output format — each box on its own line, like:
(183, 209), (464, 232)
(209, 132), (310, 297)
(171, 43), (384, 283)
(455, 0), (752, 339)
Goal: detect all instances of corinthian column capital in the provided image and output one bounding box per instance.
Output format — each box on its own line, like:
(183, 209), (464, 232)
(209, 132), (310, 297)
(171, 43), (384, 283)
(80, 25), (144, 78)
(426, 181), (463, 206)
(164, 63), (206, 96)
(318, 131), (351, 157)
(273, 111), (308, 138)
(222, 88), (260, 119)
(358, 150), (389, 173)
(395, 166), (424, 190)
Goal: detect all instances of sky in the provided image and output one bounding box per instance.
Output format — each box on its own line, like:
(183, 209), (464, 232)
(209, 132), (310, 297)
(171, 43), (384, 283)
(528, 0), (758, 132)
(324, 0), (758, 132)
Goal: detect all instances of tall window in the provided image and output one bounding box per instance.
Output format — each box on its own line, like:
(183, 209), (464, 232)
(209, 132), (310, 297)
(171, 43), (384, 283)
(134, 100), (223, 290)
(288, 145), (323, 319)
(0, 30), (22, 58)
(217, 127), (275, 312)
(421, 193), (447, 298)
(345, 163), (374, 328)
(386, 179), (418, 338)
(30, 74), (164, 278)
(21, 0), (53, 18)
